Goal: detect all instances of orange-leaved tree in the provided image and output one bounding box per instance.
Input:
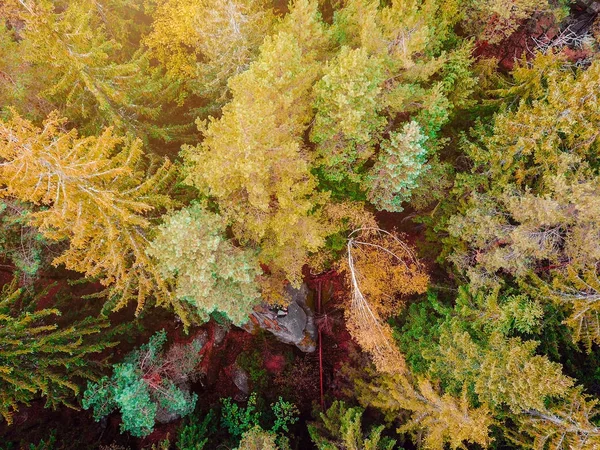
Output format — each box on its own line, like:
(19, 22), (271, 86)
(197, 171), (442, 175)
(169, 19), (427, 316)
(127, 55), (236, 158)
(339, 228), (429, 373)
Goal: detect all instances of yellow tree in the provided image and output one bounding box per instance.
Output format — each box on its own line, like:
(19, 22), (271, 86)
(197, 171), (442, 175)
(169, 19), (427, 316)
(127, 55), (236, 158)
(510, 388), (600, 450)
(358, 373), (493, 450)
(0, 112), (184, 319)
(145, 0), (276, 108)
(11, 0), (171, 137)
(183, 0), (332, 294)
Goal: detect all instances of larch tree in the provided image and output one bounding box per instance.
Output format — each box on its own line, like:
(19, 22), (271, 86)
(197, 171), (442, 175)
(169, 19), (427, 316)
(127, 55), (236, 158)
(10, 0), (173, 138)
(145, 0), (276, 109)
(447, 54), (600, 347)
(510, 388), (600, 450)
(147, 204), (262, 326)
(0, 281), (114, 424)
(182, 0), (332, 294)
(0, 112), (183, 319)
(434, 324), (574, 413)
(357, 373), (493, 450)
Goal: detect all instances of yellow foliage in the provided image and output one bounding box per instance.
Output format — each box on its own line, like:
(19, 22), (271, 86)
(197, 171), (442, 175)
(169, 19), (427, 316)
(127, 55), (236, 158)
(183, 0), (332, 289)
(358, 372), (493, 449)
(145, 0), (275, 104)
(0, 112), (183, 319)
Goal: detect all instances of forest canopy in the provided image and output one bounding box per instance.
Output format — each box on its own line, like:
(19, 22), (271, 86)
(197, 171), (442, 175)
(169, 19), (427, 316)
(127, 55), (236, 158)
(2, 0), (600, 449)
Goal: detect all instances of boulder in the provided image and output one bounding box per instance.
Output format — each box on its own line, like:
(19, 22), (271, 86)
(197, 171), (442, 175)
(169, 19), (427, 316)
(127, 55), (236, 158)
(243, 283), (317, 352)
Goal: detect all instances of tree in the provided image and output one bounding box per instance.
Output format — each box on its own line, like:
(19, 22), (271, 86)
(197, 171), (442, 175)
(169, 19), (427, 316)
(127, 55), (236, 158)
(236, 427), (280, 450)
(434, 323), (573, 412)
(446, 54), (600, 347)
(357, 373), (493, 450)
(182, 0), (332, 291)
(308, 0), (474, 208)
(510, 388), (600, 450)
(367, 121), (429, 212)
(0, 281), (114, 424)
(310, 46), (385, 193)
(308, 400), (396, 450)
(0, 112), (181, 318)
(10, 0), (173, 137)
(145, 0), (275, 109)
(535, 265), (600, 351)
(339, 229), (429, 373)
(147, 204), (262, 326)
(83, 330), (203, 437)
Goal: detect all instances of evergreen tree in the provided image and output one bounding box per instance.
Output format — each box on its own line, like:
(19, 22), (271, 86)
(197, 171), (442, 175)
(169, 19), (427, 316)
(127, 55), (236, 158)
(83, 330), (203, 437)
(0, 281), (114, 424)
(308, 400), (396, 450)
(147, 204), (262, 325)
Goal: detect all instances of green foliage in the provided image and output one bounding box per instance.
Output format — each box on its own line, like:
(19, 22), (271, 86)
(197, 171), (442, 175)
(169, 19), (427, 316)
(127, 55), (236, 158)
(236, 350), (269, 391)
(270, 397), (299, 434)
(8, 0), (176, 138)
(308, 401), (396, 450)
(147, 204), (262, 325)
(83, 330), (202, 437)
(0, 200), (47, 283)
(366, 121), (429, 212)
(393, 290), (448, 375)
(0, 281), (114, 424)
(221, 393), (298, 447)
(221, 392), (262, 440)
(176, 410), (216, 450)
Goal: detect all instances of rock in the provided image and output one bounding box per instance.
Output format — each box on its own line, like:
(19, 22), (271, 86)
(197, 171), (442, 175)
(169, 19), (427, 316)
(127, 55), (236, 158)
(212, 325), (227, 347)
(277, 302), (307, 343)
(232, 364), (249, 395)
(243, 283), (317, 352)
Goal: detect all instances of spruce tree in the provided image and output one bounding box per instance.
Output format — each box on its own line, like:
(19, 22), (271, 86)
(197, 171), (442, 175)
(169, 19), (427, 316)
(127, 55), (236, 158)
(0, 281), (114, 424)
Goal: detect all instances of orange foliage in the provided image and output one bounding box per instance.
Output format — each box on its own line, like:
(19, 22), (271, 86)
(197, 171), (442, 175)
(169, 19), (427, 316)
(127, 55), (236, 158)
(339, 229), (429, 374)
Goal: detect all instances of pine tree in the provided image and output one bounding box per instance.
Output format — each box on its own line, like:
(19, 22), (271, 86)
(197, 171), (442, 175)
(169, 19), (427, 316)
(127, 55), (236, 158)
(0, 112), (180, 317)
(367, 121), (429, 212)
(434, 324), (573, 412)
(310, 46), (385, 191)
(446, 54), (600, 345)
(309, 0), (474, 207)
(308, 400), (396, 450)
(0, 281), (114, 424)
